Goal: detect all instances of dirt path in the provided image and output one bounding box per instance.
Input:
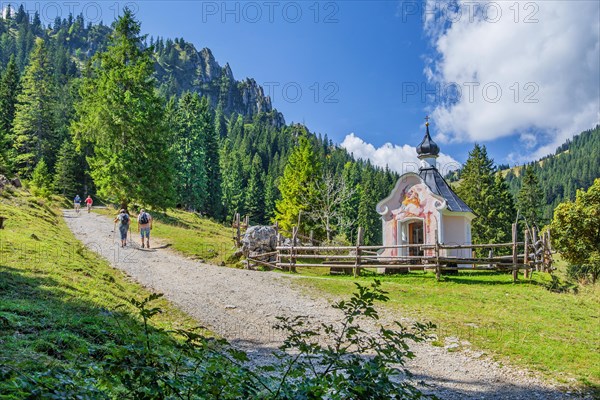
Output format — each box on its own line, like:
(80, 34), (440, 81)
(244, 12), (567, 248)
(63, 209), (584, 399)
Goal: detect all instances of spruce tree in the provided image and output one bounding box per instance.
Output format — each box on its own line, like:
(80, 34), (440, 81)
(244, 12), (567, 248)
(220, 141), (244, 221)
(53, 139), (82, 197)
(172, 92), (208, 211)
(517, 164), (544, 227)
(12, 38), (57, 177)
(30, 158), (53, 197)
(244, 154), (265, 223)
(357, 169), (381, 245)
(456, 144), (515, 245)
(274, 133), (321, 233)
(72, 9), (174, 208)
(0, 55), (20, 134)
(202, 97), (222, 218)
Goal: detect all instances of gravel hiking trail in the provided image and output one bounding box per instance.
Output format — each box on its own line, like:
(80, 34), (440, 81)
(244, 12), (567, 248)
(64, 208), (586, 400)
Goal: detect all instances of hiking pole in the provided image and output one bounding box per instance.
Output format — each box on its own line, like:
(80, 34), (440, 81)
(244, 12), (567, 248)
(113, 222), (116, 245)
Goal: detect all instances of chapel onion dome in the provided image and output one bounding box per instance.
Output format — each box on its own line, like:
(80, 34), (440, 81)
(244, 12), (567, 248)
(416, 121), (440, 159)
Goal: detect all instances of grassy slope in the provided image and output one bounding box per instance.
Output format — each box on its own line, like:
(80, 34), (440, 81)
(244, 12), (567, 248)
(132, 206), (600, 390)
(0, 190), (202, 393)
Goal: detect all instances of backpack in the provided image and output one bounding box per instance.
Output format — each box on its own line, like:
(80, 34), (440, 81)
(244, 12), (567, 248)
(139, 212), (149, 225)
(121, 213), (130, 224)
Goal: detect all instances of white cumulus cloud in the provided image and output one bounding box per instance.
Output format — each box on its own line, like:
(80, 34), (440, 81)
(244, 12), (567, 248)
(424, 0), (600, 161)
(340, 133), (461, 176)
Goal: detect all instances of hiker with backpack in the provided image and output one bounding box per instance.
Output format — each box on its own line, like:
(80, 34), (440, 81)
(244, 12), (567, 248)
(114, 209), (130, 247)
(74, 195), (81, 214)
(137, 209), (153, 248)
(85, 195), (93, 213)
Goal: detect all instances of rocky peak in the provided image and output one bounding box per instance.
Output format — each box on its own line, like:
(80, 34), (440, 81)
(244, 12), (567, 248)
(155, 41), (285, 128)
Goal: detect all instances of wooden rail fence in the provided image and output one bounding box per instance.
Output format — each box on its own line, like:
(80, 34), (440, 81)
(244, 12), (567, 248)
(272, 223), (553, 282)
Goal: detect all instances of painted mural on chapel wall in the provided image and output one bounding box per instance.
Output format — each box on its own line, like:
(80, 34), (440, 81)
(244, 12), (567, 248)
(381, 182), (444, 256)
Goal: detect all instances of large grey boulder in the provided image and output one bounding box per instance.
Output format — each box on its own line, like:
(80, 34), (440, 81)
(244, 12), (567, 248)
(241, 225), (278, 256)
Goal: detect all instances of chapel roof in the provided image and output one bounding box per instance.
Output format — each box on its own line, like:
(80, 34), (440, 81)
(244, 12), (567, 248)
(417, 117), (472, 213)
(416, 118), (440, 158)
(419, 167), (473, 213)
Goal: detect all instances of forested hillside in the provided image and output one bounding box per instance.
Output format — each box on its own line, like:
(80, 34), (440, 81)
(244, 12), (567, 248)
(504, 126), (600, 221)
(0, 6), (396, 244)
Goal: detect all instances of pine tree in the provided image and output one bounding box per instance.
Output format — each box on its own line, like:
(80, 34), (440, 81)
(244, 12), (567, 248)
(492, 173), (517, 244)
(456, 144), (515, 245)
(244, 154), (265, 223)
(274, 133), (321, 233)
(30, 158), (53, 197)
(202, 97), (222, 218)
(12, 38), (57, 177)
(72, 9), (174, 209)
(517, 164), (544, 227)
(172, 92), (208, 211)
(357, 169), (381, 245)
(220, 141), (244, 221)
(0, 55), (20, 134)
(53, 139), (82, 197)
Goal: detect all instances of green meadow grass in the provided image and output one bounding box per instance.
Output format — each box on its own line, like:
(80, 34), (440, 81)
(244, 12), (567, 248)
(0, 190), (204, 393)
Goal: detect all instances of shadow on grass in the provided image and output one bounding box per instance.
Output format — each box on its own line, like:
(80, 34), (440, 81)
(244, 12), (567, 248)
(0, 265), (157, 388)
(297, 268), (548, 287)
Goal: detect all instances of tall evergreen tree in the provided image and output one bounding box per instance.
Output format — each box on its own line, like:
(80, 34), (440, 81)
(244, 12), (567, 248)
(202, 97), (222, 218)
(244, 154), (265, 223)
(517, 164), (544, 227)
(274, 133), (321, 233)
(0, 55), (20, 134)
(12, 38), (57, 177)
(357, 169), (381, 245)
(53, 139), (83, 196)
(172, 92), (208, 211)
(456, 144), (515, 245)
(72, 9), (174, 208)
(220, 140), (244, 221)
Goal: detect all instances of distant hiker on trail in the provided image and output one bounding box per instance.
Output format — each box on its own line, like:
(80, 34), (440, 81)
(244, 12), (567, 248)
(74, 195), (81, 214)
(137, 209), (153, 248)
(114, 209), (130, 247)
(85, 195), (93, 213)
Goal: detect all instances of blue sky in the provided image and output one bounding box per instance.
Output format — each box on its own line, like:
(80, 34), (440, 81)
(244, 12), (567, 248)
(15, 1), (599, 170)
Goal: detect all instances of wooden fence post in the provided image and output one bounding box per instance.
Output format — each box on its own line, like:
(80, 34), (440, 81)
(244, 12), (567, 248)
(435, 229), (441, 281)
(546, 229), (553, 272)
(512, 223), (518, 282)
(290, 226), (298, 273)
(309, 230), (314, 246)
(524, 229), (530, 279)
(532, 227), (539, 271)
(235, 213), (241, 247)
(354, 227), (363, 278)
